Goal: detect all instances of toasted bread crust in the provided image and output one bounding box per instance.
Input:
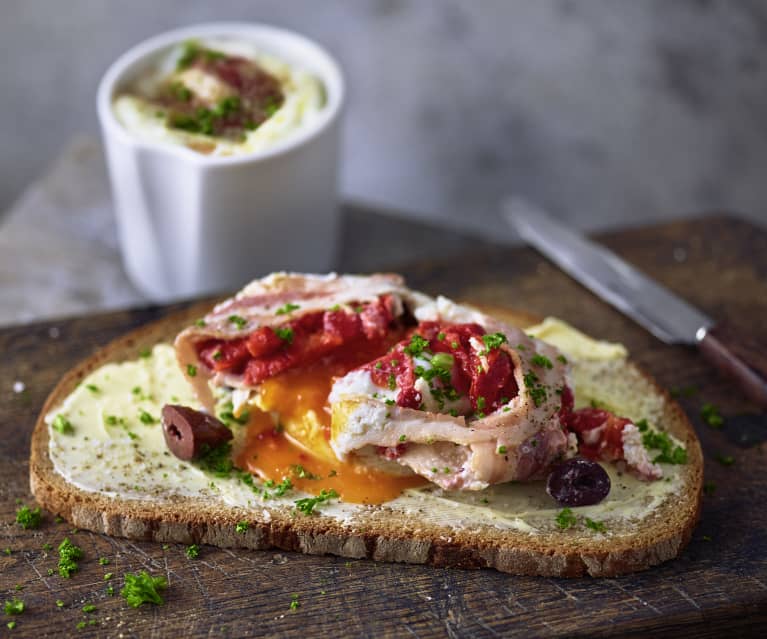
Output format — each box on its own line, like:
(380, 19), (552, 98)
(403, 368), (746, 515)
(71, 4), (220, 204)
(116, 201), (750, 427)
(30, 303), (703, 577)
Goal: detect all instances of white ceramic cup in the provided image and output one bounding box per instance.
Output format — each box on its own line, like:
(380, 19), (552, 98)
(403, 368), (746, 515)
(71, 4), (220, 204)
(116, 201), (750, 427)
(97, 23), (344, 301)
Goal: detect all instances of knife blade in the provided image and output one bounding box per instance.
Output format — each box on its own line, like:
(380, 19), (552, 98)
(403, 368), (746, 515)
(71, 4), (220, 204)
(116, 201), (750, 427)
(503, 197), (767, 407)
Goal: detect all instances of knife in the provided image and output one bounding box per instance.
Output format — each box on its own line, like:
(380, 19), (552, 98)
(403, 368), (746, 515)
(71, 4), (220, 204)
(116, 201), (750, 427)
(504, 198), (767, 408)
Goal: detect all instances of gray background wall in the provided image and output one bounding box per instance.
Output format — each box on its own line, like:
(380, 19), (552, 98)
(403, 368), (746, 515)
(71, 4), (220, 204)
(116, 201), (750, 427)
(2, 0), (766, 230)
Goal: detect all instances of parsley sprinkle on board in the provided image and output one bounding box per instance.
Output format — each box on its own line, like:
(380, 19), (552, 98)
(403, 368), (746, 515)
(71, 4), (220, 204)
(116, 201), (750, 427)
(15, 505), (42, 529)
(57, 537), (83, 578)
(701, 403), (724, 428)
(120, 571), (168, 608)
(235, 521), (249, 534)
(555, 508), (577, 530)
(289, 593), (300, 610)
(185, 544), (200, 559)
(228, 314), (247, 329)
(4, 597), (24, 615)
(715, 454), (735, 467)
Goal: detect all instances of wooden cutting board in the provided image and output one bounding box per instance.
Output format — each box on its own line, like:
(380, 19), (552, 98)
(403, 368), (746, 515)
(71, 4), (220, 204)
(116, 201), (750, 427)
(2, 214), (766, 637)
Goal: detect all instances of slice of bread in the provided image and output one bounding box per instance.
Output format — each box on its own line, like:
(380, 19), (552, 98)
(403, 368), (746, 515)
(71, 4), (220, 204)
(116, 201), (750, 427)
(30, 302), (702, 577)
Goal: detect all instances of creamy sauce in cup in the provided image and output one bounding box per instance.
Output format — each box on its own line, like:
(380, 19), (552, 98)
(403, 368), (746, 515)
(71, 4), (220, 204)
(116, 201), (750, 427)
(113, 38), (325, 156)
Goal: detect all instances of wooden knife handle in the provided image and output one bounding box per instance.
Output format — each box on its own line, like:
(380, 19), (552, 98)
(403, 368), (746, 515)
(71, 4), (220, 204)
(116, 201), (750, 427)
(698, 322), (767, 408)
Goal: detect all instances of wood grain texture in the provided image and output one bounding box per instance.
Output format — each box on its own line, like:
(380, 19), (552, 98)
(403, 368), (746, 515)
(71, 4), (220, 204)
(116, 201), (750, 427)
(2, 213), (767, 637)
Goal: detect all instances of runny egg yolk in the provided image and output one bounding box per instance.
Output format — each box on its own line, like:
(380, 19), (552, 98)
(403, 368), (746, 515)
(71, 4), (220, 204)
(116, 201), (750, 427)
(235, 340), (426, 505)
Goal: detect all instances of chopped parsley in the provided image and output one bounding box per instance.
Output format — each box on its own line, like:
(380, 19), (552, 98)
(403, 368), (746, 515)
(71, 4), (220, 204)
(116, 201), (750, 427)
(139, 348), (151, 358)
(430, 352), (454, 372)
(530, 354), (553, 369)
(642, 430), (687, 464)
(194, 318), (206, 327)
(289, 593), (300, 610)
(186, 364), (197, 377)
(98, 557), (109, 566)
(375, 361), (383, 370)
(104, 573), (114, 581)
(703, 480), (716, 496)
(57, 538), (83, 578)
(120, 571), (167, 608)
(523, 371), (547, 407)
(404, 334), (430, 357)
(56, 600), (64, 608)
(635, 418), (649, 432)
(170, 95), (242, 135)
(235, 521), (249, 534)
(715, 454), (735, 467)
(82, 604), (96, 613)
(15, 505), (42, 530)
(388, 373), (397, 390)
(169, 81), (192, 102)
(276, 302), (300, 315)
(437, 332), (446, 341)
(290, 465), (320, 480)
(481, 332), (507, 351)
(275, 326), (294, 344)
(476, 396), (486, 410)
(328, 304), (341, 312)
(228, 314), (247, 329)
(138, 409), (157, 425)
(670, 385), (698, 398)
(85, 384), (100, 394)
(217, 401), (249, 426)
(701, 403), (724, 428)
(399, 434), (407, 442)
(7, 621), (16, 630)
(585, 517), (607, 533)
(497, 445), (508, 454)
(196, 442), (235, 477)
(555, 508), (577, 530)
(185, 544), (200, 559)
(294, 489), (340, 515)
(262, 477), (293, 498)
(556, 354), (568, 364)
(4, 598), (24, 615)
(52, 414), (73, 434)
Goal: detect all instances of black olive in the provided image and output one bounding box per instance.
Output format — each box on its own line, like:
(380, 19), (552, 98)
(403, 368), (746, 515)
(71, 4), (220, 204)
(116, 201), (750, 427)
(161, 404), (232, 461)
(546, 458), (611, 507)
